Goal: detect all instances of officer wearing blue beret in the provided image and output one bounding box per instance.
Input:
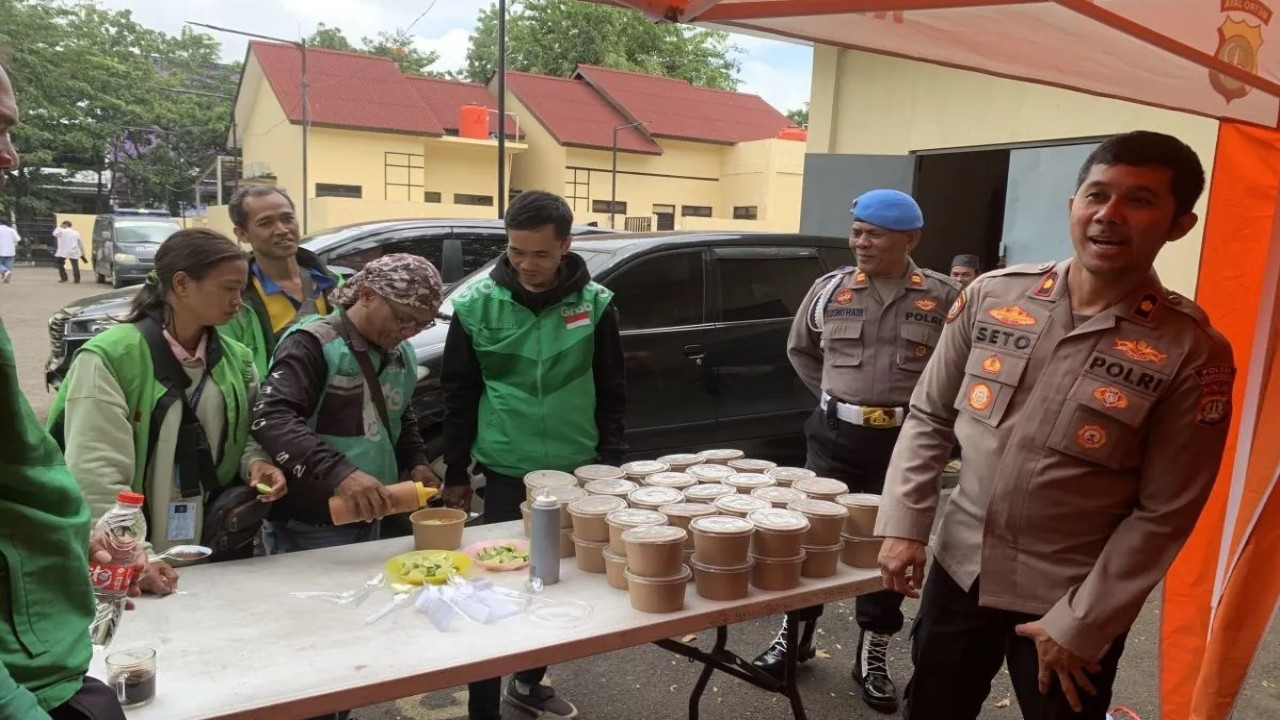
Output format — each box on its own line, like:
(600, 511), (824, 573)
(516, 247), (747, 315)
(751, 189), (961, 714)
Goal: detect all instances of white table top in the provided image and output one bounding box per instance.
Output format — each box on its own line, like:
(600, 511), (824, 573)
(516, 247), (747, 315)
(91, 521), (881, 720)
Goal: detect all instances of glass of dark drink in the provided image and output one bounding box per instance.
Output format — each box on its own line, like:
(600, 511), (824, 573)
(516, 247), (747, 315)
(106, 647), (157, 708)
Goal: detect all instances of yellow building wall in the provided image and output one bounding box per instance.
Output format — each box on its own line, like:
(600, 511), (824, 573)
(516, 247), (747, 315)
(564, 143), (723, 229)
(809, 46), (1219, 296)
(503, 93), (568, 197)
(308, 197), (498, 231)
(239, 55), (303, 205)
(721, 138), (804, 232)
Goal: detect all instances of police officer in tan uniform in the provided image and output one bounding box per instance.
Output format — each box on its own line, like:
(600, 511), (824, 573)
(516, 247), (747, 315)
(877, 131), (1236, 720)
(751, 189), (959, 714)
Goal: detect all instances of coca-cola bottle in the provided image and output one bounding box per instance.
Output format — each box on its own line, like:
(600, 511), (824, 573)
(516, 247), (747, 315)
(89, 491), (147, 647)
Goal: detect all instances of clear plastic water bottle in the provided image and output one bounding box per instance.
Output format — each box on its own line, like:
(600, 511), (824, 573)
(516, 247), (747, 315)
(89, 491), (147, 647)
(528, 490), (561, 590)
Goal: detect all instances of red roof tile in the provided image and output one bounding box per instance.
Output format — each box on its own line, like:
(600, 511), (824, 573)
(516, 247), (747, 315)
(404, 76), (521, 139)
(250, 41), (445, 136)
(506, 72), (663, 155)
(576, 65), (791, 145)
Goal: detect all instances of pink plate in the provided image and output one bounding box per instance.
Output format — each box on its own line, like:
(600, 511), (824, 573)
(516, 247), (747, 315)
(463, 538), (531, 571)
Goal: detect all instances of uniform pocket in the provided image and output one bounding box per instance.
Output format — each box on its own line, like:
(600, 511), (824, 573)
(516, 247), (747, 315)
(954, 376), (1018, 427)
(1045, 375), (1151, 468)
(314, 373), (369, 439)
(0, 535), (48, 657)
(822, 319), (863, 355)
(897, 323), (941, 371)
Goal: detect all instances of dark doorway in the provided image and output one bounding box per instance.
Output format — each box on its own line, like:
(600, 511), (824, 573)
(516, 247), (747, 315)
(912, 149), (1010, 276)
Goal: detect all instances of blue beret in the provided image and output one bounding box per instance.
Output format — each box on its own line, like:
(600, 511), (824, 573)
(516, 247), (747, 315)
(850, 189), (923, 231)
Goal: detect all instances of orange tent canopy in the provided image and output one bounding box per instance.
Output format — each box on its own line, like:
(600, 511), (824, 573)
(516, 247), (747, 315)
(595, 2), (1280, 719)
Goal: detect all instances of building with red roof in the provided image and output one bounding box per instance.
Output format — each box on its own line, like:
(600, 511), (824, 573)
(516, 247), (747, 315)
(222, 41), (804, 234)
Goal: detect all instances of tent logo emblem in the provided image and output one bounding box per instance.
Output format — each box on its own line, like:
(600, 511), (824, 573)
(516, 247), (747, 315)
(1210, 1), (1271, 103)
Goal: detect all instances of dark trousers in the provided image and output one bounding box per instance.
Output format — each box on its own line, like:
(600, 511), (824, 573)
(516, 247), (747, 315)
(804, 408), (906, 635)
(49, 677), (126, 720)
(467, 467), (548, 719)
(905, 565), (1126, 720)
(58, 257), (81, 283)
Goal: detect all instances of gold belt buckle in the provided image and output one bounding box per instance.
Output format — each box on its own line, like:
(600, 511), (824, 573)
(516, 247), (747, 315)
(861, 407), (895, 428)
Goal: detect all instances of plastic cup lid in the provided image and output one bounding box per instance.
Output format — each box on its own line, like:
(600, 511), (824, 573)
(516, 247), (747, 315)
(713, 495), (771, 513)
(542, 486), (587, 503)
(623, 565), (692, 585)
(524, 470), (578, 488)
(645, 472), (697, 488)
(621, 525), (687, 544)
(689, 515), (754, 535)
(628, 486), (684, 506)
(568, 495), (627, 516)
(786, 498), (847, 517)
(724, 473), (776, 489)
(621, 460), (670, 476)
(836, 492), (882, 508)
(605, 508), (668, 527)
(683, 483), (737, 500)
(689, 555), (754, 573)
(793, 477), (851, 495)
(527, 599), (593, 627)
(575, 464), (625, 480)
(728, 458), (778, 471)
(657, 453), (702, 466)
(748, 508), (812, 533)
(751, 486), (806, 504)
(766, 467), (817, 481)
(699, 448), (745, 460)
(687, 464), (737, 480)
(584, 478), (639, 495)
(658, 502), (717, 518)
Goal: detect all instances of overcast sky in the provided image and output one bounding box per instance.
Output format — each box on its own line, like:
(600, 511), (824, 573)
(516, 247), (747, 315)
(97, 0), (813, 113)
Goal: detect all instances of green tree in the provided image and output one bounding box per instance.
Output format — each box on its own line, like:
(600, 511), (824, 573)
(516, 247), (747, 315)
(786, 103), (809, 127)
(306, 24), (441, 76)
(462, 0), (740, 89)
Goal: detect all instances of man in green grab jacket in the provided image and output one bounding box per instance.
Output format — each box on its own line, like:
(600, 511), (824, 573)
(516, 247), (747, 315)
(442, 190), (627, 720)
(0, 62), (127, 720)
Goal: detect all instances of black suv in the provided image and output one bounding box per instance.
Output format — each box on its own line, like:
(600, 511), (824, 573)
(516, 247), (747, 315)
(408, 230), (852, 474)
(44, 218), (613, 388)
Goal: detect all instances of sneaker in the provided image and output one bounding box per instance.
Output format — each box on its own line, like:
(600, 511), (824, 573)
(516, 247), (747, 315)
(503, 679), (578, 719)
(2, 271), (9, 283)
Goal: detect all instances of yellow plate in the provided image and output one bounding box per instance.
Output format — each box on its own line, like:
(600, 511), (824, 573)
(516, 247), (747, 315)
(384, 550), (472, 585)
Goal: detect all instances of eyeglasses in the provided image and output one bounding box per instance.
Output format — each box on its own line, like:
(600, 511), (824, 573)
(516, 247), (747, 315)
(382, 296), (435, 332)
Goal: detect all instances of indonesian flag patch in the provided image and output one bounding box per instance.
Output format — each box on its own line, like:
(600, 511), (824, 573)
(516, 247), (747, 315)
(564, 309), (591, 330)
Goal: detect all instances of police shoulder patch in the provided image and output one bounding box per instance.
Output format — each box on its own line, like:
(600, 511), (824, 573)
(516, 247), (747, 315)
(945, 290), (967, 324)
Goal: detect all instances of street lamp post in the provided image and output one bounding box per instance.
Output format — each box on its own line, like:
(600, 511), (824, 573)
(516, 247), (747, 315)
(611, 121), (645, 230)
(186, 21), (310, 233)
(497, 0), (507, 219)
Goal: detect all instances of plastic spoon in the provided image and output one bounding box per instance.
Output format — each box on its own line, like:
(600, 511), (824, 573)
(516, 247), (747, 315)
(153, 545), (213, 562)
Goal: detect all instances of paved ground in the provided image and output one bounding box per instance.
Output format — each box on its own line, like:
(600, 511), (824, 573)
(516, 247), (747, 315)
(4, 268), (1277, 720)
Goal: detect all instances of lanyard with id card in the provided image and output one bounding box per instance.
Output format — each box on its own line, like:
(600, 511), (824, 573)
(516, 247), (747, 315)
(167, 372), (211, 541)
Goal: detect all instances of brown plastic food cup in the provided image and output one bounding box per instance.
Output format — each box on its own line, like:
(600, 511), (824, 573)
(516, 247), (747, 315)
(560, 527), (576, 558)
(621, 460), (670, 481)
(523, 470), (578, 502)
(792, 476), (850, 501)
(568, 495), (627, 543)
(657, 453), (703, 472)
(836, 493), (881, 537)
(583, 478), (639, 499)
(800, 543), (843, 578)
(573, 535), (609, 573)
(787, 498), (847, 547)
(627, 486), (685, 511)
(690, 556), (754, 601)
(602, 546), (629, 590)
(682, 483), (736, 503)
(747, 508), (812, 560)
(713, 494), (771, 519)
(840, 534), (883, 569)
(724, 473), (777, 494)
(644, 472), (698, 490)
(728, 458), (778, 473)
(658, 502), (717, 549)
(751, 486), (807, 509)
(686, 463), (738, 483)
(606, 508), (668, 555)
(624, 566), (691, 613)
(698, 448), (745, 465)
(410, 508), (466, 550)
(750, 552), (806, 591)
(688, 515), (754, 568)
(765, 466), (816, 487)
(622, 525), (688, 578)
(574, 464), (626, 484)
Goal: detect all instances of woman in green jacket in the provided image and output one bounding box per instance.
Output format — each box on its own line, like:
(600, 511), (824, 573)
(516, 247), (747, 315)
(49, 229), (287, 595)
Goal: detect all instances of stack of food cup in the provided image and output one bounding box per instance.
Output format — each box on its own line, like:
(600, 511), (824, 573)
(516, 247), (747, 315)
(836, 493), (882, 569)
(788, 497), (846, 578)
(568, 495), (626, 574)
(687, 514), (755, 601)
(603, 508), (667, 591)
(622, 524), (692, 613)
(747, 508), (810, 591)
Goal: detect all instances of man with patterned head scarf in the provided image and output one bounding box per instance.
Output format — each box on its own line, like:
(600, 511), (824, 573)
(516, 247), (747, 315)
(252, 253), (443, 564)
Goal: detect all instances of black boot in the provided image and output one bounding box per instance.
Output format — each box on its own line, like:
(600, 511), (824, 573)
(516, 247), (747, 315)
(751, 614), (816, 679)
(853, 630), (898, 713)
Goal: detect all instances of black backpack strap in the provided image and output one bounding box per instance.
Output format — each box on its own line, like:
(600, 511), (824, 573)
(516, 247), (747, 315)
(136, 316), (221, 498)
